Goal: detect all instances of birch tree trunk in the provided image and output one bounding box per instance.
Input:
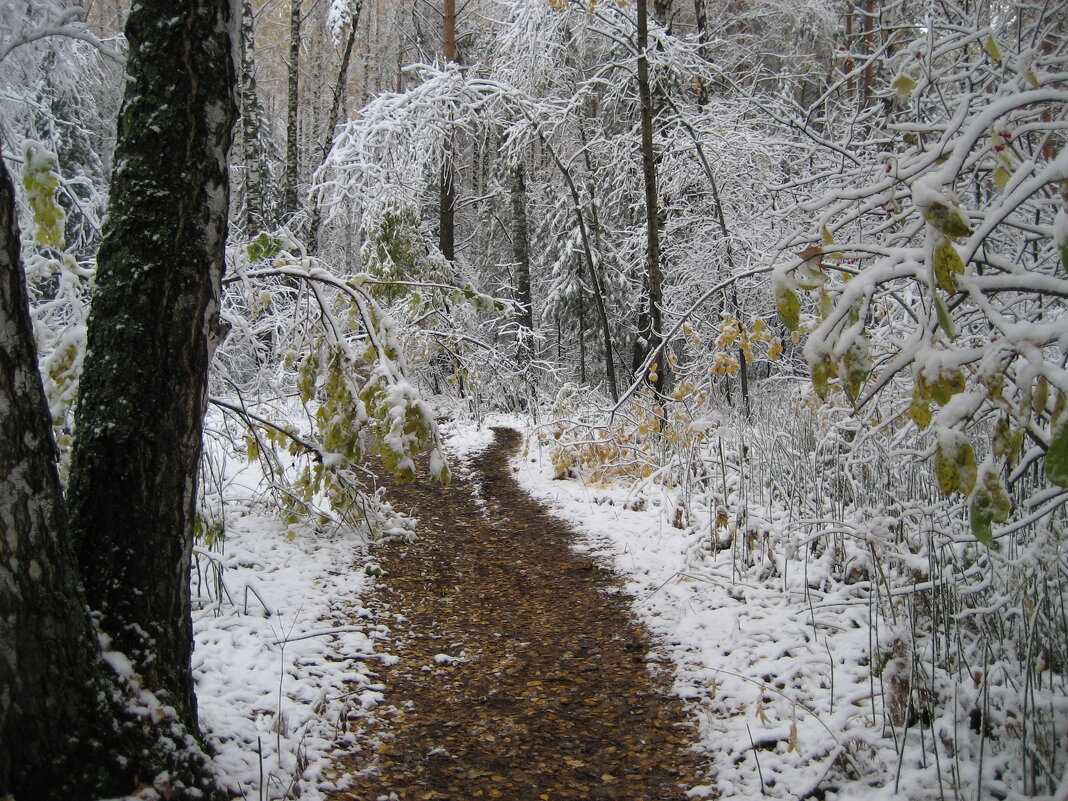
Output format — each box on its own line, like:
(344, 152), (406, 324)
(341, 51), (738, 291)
(439, 0), (457, 261)
(0, 151), (106, 801)
(66, 0), (236, 734)
(284, 0), (301, 217)
(0, 90), (224, 801)
(635, 0), (664, 392)
(240, 0), (265, 233)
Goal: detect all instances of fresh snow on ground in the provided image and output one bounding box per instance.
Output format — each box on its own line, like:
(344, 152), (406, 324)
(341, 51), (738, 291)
(444, 416), (910, 801)
(191, 453), (390, 800)
(189, 414), (931, 800)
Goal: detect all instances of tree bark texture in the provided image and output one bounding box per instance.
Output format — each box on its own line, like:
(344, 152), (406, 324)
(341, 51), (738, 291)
(0, 148), (102, 800)
(241, 0), (265, 233)
(636, 0), (664, 393)
(66, 0), (236, 732)
(0, 160), (224, 801)
(510, 163), (533, 343)
(284, 0), (301, 217)
(439, 0), (457, 261)
(693, 0), (709, 103)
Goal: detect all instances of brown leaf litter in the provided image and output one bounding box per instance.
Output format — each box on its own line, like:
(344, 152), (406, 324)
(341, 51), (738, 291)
(326, 427), (711, 800)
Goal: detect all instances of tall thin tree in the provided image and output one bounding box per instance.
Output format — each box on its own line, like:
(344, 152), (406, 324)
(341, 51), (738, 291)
(284, 0), (301, 217)
(511, 161), (533, 348)
(241, 0), (266, 233)
(635, 0), (664, 392)
(439, 0), (457, 261)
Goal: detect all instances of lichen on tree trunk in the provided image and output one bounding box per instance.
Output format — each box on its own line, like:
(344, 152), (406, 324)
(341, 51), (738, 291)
(0, 152), (224, 801)
(65, 0), (236, 734)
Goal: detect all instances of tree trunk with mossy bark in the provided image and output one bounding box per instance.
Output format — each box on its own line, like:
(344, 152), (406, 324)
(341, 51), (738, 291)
(0, 155), (224, 801)
(66, 0), (236, 735)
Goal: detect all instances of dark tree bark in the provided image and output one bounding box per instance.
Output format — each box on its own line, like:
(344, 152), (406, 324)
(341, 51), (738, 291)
(439, 0), (457, 261)
(1, 158), (223, 801)
(510, 162), (533, 348)
(66, 0), (237, 734)
(693, 0), (710, 103)
(862, 0), (875, 107)
(284, 0), (301, 217)
(635, 0), (664, 393)
(0, 148), (104, 801)
(652, 0), (672, 29)
(241, 0), (265, 233)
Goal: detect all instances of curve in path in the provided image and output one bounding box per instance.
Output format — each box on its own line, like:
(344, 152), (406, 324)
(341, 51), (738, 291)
(328, 427), (708, 800)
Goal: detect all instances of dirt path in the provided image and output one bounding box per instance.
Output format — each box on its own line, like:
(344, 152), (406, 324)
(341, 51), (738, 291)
(329, 427), (708, 800)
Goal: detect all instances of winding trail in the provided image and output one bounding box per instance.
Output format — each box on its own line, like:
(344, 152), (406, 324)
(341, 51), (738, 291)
(329, 427), (708, 800)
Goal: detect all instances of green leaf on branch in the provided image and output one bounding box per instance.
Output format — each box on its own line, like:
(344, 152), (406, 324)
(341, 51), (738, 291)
(21, 143), (65, 249)
(909, 388), (931, 429)
(1034, 376), (1049, 417)
(933, 293), (955, 339)
(923, 201), (971, 238)
(970, 469), (1011, 547)
(993, 416), (1014, 461)
(935, 435), (977, 495)
(776, 285), (800, 330)
(1048, 422), (1068, 487)
(926, 366), (965, 405)
(993, 166), (1011, 192)
(933, 237), (965, 293)
(812, 358), (832, 400)
(247, 233), (284, 262)
(841, 340), (872, 403)
(983, 35), (1002, 63)
(820, 226), (843, 259)
(891, 74), (917, 100)
(819, 289), (834, 320)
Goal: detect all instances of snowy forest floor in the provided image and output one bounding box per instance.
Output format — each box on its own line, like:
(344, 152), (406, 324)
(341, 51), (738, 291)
(325, 427), (709, 800)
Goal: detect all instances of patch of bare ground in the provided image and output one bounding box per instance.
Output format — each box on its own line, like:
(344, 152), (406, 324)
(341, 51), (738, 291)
(327, 427), (710, 800)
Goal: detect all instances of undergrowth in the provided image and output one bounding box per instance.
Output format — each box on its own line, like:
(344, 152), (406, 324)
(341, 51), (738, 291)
(539, 376), (1067, 799)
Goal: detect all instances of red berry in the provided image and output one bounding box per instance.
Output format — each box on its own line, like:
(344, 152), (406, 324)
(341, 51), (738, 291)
(1000, 131), (1012, 139)
(915, 51), (922, 58)
(994, 143), (1005, 152)
(885, 164), (892, 173)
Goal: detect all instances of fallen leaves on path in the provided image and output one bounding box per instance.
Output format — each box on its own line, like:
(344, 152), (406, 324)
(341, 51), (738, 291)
(328, 427), (709, 800)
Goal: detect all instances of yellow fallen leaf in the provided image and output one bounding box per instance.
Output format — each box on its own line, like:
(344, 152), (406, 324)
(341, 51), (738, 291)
(601, 773), (616, 782)
(564, 757), (585, 767)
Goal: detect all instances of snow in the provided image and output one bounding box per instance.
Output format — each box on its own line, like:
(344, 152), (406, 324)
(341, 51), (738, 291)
(432, 418), (918, 799)
(192, 453), (388, 800)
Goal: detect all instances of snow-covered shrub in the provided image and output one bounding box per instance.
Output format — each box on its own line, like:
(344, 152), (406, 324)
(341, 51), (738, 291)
(772, 5), (1068, 796)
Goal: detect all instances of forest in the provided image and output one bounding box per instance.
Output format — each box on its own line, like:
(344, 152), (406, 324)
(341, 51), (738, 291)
(0, 0), (1066, 799)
